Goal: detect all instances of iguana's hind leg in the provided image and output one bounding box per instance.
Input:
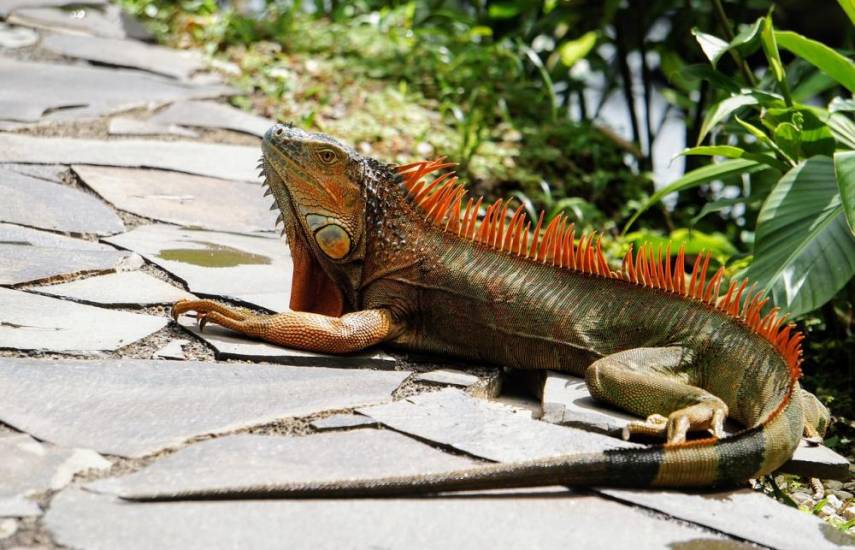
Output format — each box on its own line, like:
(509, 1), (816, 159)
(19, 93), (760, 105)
(172, 299), (399, 354)
(584, 347), (728, 444)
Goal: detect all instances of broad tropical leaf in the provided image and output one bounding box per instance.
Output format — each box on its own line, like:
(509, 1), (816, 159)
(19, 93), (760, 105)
(775, 31), (855, 94)
(834, 151), (855, 235)
(745, 157), (855, 316)
(696, 94), (758, 145)
(623, 159), (764, 232)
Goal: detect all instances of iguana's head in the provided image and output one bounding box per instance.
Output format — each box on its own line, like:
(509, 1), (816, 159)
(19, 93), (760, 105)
(261, 123), (374, 316)
(800, 387), (831, 441)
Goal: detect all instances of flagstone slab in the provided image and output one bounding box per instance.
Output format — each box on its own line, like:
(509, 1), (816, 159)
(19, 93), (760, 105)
(2, 163), (68, 183)
(0, 0), (107, 18)
(359, 389), (639, 464)
(36, 271), (194, 306)
(779, 440), (850, 480)
(0, 224), (139, 285)
(0, 167), (124, 235)
(42, 33), (205, 80)
(73, 165), (277, 233)
(8, 5), (125, 39)
(154, 339), (189, 360)
(89, 430), (476, 499)
(105, 224), (292, 311)
(0, 58), (231, 124)
(415, 368), (480, 388)
(0, 358), (409, 457)
(0, 243), (138, 286)
(0, 223), (111, 251)
(45, 488), (733, 550)
(0, 22), (36, 48)
(310, 414), (378, 431)
(0, 433), (110, 518)
(178, 319), (397, 368)
(541, 371), (636, 434)
(0, 134), (257, 181)
(150, 100), (270, 137)
(108, 117), (199, 138)
(0, 288), (166, 351)
(600, 487), (855, 550)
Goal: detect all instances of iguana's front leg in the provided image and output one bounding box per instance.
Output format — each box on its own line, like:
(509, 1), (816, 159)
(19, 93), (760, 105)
(172, 299), (399, 354)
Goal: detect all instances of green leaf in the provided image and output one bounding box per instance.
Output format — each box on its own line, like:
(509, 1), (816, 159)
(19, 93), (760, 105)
(775, 31), (855, 94)
(760, 16), (785, 84)
(834, 151), (855, 235)
(744, 157), (855, 316)
(774, 122), (801, 161)
(625, 228), (737, 259)
(765, 107), (836, 158)
(696, 94), (758, 145)
(680, 64), (741, 94)
(828, 112), (855, 149)
(680, 145), (789, 173)
(735, 115), (795, 165)
(623, 159), (764, 233)
(730, 18), (764, 52)
(558, 31), (598, 68)
(829, 97), (855, 113)
(691, 197), (752, 225)
(692, 28), (730, 66)
(837, 0), (855, 26)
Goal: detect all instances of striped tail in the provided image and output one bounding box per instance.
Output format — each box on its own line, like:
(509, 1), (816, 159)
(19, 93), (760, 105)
(124, 397), (804, 501)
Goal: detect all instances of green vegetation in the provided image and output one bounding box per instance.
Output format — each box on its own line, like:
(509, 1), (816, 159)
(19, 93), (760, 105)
(122, 1), (854, 462)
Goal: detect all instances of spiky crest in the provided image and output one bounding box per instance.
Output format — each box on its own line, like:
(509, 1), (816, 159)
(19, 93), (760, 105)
(396, 159), (803, 380)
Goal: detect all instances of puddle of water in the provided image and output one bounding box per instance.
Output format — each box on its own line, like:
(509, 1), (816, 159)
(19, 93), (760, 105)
(157, 241), (271, 268)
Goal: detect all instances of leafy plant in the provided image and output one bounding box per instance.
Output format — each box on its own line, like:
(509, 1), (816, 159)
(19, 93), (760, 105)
(626, 12), (855, 318)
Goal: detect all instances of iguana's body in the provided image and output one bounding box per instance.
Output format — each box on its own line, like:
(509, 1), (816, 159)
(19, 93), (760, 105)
(160, 124), (829, 500)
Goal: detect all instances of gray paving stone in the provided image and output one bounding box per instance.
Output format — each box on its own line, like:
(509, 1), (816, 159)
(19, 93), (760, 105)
(108, 117), (199, 138)
(44, 487), (732, 550)
(415, 368), (480, 388)
(154, 339), (190, 360)
(42, 33), (205, 80)
(0, 0), (107, 18)
(105, 224), (292, 311)
(2, 163), (68, 183)
(360, 389), (638, 463)
(0, 58), (230, 124)
(180, 319), (398, 367)
(0, 243), (138, 286)
(74, 165), (277, 233)
(0, 433), (110, 518)
(779, 440), (850, 480)
(541, 371), (636, 434)
(601, 487), (855, 550)
(0, 134), (258, 182)
(0, 222), (112, 251)
(0, 288), (166, 351)
(0, 223), (140, 286)
(0, 358), (409, 457)
(8, 5), (125, 39)
(0, 22), (36, 48)
(0, 167), (124, 235)
(36, 271), (194, 306)
(150, 100), (271, 137)
(89, 430), (476, 499)
(310, 414), (377, 431)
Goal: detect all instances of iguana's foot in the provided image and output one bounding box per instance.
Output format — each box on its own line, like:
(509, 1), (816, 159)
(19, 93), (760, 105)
(171, 299), (253, 332)
(623, 403), (727, 444)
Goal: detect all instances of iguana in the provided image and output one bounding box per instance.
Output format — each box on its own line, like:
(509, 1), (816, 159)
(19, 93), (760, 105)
(163, 123), (830, 499)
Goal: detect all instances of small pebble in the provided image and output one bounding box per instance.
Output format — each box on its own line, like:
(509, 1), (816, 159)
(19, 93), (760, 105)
(0, 519), (17, 540)
(831, 490), (854, 501)
(790, 492), (813, 505)
(825, 480), (844, 491)
(826, 494), (843, 510)
(843, 505), (855, 521)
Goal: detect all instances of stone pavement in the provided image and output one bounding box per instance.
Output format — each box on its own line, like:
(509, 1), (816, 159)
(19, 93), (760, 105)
(0, 2), (852, 548)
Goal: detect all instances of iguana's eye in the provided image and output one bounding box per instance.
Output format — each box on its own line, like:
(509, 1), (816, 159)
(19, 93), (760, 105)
(318, 149), (337, 164)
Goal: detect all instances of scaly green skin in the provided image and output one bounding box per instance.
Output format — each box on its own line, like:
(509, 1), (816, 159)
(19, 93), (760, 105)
(158, 124), (830, 500)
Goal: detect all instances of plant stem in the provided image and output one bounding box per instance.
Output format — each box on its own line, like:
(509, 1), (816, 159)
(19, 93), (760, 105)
(711, 0), (757, 86)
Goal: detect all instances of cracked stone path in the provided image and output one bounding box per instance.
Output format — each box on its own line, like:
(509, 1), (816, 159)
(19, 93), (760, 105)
(0, 2), (851, 549)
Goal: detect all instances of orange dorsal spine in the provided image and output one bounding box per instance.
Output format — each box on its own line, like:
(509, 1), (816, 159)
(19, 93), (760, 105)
(395, 160), (803, 379)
